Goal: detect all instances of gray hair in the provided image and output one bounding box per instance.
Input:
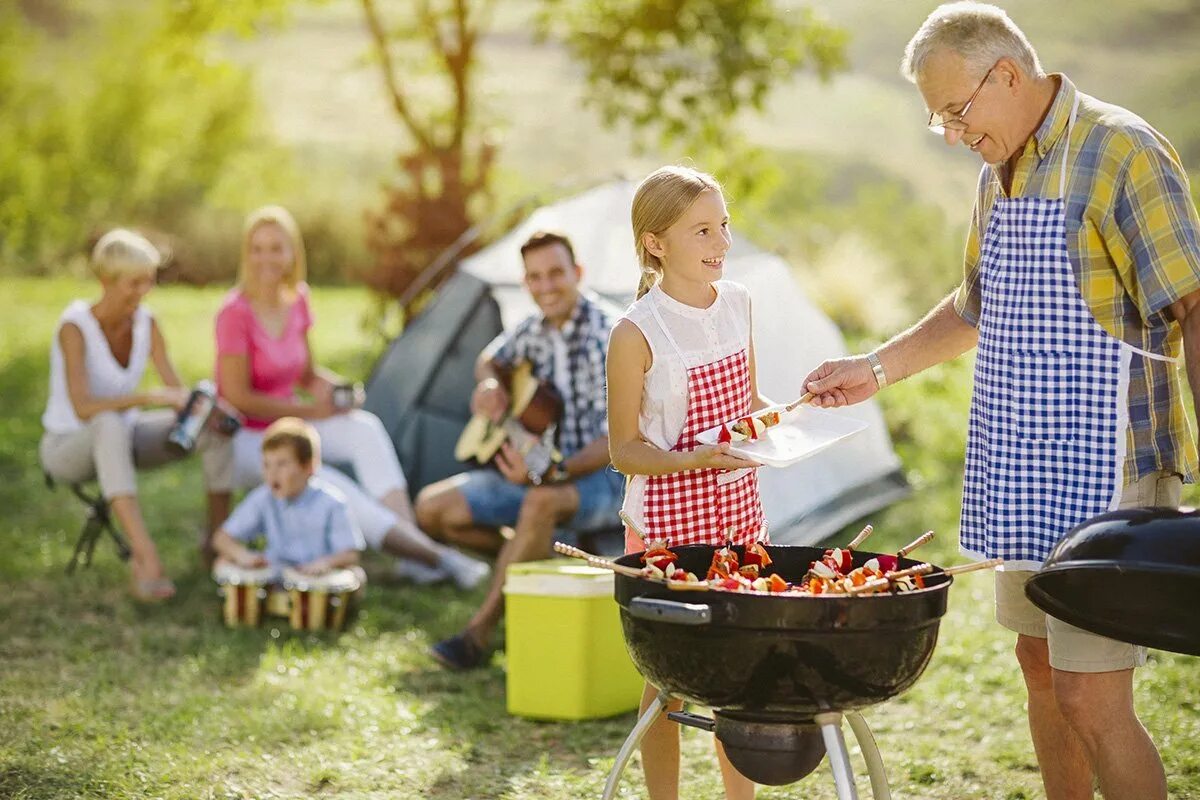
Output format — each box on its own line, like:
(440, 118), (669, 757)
(901, 2), (1042, 83)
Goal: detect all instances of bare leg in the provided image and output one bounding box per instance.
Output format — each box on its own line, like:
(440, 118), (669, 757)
(201, 491), (231, 567)
(463, 484), (578, 645)
(715, 739), (756, 799)
(379, 523), (442, 567)
(1014, 635), (1092, 800)
(1054, 668), (1166, 800)
(638, 682), (683, 800)
(109, 494), (174, 599)
(415, 480), (505, 555)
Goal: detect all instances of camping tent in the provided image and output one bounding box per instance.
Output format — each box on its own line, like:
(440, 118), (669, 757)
(364, 180), (909, 545)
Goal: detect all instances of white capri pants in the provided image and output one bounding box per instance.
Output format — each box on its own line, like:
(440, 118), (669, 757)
(231, 409), (406, 550)
(40, 408), (235, 499)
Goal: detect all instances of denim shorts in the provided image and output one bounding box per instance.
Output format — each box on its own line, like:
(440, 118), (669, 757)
(458, 466), (625, 533)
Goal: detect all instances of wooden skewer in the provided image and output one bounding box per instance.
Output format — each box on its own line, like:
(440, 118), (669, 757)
(552, 542), (711, 592)
(553, 542), (643, 577)
(885, 558), (1003, 583)
(846, 523), (874, 550)
(884, 562), (934, 581)
(846, 577), (891, 595)
(784, 392), (814, 413)
(941, 558), (1003, 576)
(619, 510), (655, 545)
(896, 530), (934, 558)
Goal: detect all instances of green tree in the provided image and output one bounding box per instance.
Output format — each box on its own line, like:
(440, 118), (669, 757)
(0, 1), (290, 275)
(358, 0), (847, 308)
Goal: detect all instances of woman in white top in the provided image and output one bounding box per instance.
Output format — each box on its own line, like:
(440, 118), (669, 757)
(40, 230), (234, 601)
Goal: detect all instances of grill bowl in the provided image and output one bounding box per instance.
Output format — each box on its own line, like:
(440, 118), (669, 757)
(614, 544), (951, 717)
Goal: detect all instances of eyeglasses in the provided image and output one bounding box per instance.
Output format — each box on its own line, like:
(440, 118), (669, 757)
(927, 66), (994, 134)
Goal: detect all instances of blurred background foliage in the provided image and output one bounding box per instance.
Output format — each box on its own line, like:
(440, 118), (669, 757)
(2, 0), (1198, 341)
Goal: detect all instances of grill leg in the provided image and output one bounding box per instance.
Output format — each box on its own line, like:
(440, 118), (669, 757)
(845, 711), (891, 800)
(601, 690), (670, 800)
(815, 711), (859, 800)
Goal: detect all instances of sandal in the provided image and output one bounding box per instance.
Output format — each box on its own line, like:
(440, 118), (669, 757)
(430, 632), (488, 670)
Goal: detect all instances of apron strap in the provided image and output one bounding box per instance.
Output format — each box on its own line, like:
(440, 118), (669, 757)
(1124, 341), (1178, 363)
(647, 287), (691, 365)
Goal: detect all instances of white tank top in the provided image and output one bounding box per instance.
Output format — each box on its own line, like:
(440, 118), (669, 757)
(42, 300), (153, 434)
(619, 280), (752, 519)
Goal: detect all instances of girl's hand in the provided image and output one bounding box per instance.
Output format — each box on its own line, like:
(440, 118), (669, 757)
(688, 444), (761, 471)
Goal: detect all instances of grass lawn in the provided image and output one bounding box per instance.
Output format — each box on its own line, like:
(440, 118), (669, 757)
(2, 278), (1198, 799)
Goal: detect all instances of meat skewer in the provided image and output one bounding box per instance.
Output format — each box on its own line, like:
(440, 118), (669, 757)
(552, 542), (711, 592)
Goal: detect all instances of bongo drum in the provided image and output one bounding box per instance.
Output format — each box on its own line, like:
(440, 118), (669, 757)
(282, 567), (361, 632)
(213, 562), (279, 627)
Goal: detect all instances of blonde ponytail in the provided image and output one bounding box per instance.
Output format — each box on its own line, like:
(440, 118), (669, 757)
(631, 166), (722, 300)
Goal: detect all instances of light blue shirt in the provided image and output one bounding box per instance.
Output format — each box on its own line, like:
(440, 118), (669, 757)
(223, 478), (364, 568)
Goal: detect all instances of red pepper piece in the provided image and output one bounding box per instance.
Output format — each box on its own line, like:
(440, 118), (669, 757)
(767, 573), (789, 593)
(875, 555), (899, 573)
(641, 548), (678, 566)
(743, 542), (773, 568)
(718, 424), (732, 444)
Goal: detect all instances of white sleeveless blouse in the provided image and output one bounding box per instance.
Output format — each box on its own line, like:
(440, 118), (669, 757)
(619, 281), (752, 522)
(42, 300), (153, 434)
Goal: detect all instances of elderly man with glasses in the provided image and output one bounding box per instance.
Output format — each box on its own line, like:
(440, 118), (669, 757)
(802, 3), (1200, 799)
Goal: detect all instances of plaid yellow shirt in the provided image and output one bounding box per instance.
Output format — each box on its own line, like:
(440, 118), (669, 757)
(954, 74), (1200, 483)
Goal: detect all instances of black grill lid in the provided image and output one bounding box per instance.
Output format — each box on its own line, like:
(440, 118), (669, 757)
(1025, 507), (1200, 657)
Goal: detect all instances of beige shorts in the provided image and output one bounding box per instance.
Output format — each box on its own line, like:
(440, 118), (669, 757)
(994, 469), (1182, 673)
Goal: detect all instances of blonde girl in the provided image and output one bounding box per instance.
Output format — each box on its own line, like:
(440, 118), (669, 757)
(607, 166), (771, 799)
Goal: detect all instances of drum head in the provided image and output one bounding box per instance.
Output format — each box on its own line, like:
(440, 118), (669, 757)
(282, 567), (361, 594)
(213, 561), (278, 585)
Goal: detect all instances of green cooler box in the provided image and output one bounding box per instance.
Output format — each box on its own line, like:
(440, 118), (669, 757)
(504, 559), (644, 720)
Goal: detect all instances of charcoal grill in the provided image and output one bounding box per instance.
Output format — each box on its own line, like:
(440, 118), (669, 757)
(600, 544), (954, 800)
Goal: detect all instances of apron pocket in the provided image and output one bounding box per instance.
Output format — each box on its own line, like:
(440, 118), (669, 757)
(1011, 351), (1080, 442)
(716, 467), (754, 486)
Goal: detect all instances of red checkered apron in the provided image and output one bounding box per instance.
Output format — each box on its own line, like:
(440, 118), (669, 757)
(639, 347), (765, 548)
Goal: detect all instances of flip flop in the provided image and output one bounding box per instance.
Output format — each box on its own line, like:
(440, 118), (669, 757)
(131, 576), (176, 602)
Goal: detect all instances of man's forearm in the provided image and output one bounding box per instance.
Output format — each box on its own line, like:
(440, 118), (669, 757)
(1179, 307), (1200, 433)
(877, 293), (979, 384)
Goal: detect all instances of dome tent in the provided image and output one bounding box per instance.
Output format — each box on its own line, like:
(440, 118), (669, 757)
(363, 180), (908, 545)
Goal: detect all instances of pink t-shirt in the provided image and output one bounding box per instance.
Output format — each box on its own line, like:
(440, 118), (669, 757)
(215, 284), (313, 430)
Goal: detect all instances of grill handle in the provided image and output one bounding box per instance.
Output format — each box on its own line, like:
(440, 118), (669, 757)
(628, 597), (712, 626)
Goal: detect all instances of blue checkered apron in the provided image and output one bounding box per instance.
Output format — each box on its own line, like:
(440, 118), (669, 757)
(960, 96), (1175, 568)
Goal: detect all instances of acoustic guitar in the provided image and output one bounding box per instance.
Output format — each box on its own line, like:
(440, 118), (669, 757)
(454, 361), (564, 475)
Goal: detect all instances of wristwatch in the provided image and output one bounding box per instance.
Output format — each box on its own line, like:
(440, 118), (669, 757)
(866, 351), (888, 390)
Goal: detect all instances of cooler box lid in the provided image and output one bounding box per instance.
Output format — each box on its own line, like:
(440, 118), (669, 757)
(504, 559), (614, 598)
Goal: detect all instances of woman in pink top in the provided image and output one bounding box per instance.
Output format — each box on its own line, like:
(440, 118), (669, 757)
(213, 206), (488, 589)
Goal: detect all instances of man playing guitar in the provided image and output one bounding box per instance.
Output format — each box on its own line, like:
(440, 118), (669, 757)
(416, 231), (623, 670)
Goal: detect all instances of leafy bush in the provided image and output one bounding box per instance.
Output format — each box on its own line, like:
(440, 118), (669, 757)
(0, 3), (291, 279)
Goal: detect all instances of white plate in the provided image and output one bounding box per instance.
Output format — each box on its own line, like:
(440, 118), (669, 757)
(696, 404), (869, 468)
